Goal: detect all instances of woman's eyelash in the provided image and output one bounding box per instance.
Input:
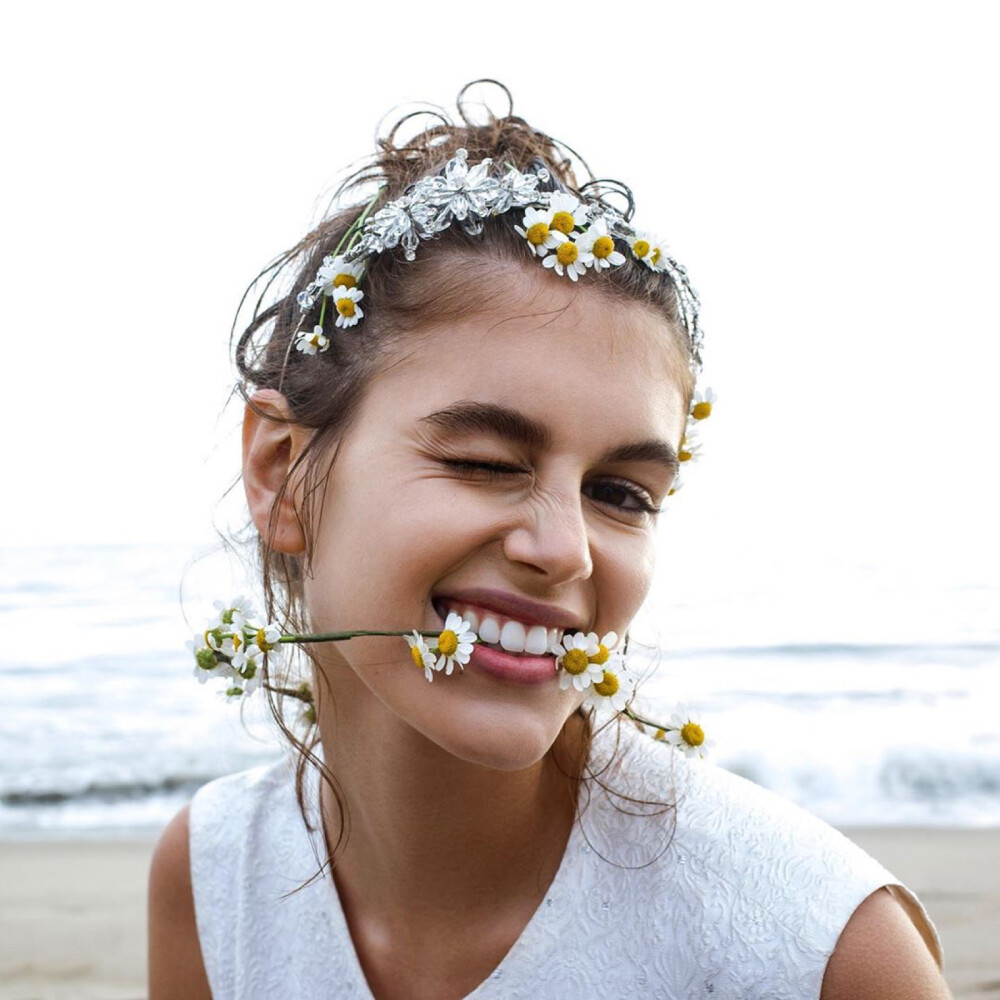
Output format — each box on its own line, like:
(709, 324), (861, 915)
(440, 460), (661, 517)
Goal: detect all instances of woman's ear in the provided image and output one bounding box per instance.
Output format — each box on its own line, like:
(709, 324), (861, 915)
(242, 389), (313, 555)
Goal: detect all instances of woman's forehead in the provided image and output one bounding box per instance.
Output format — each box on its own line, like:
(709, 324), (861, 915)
(372, 292), (690, 446)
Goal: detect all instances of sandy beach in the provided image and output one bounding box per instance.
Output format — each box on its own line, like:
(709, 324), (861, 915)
(0, 828), (996, 999)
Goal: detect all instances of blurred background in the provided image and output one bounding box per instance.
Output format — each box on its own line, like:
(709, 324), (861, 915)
(1, 1), (997, 841)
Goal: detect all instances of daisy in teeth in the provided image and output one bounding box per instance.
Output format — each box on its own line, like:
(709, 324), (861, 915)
(432, 612), (477, 675)
(405, 630), (438, 683)
(553, 632), (604, 691)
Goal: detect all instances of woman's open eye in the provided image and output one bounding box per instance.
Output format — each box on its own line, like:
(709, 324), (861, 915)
(441, 460), (661, 518)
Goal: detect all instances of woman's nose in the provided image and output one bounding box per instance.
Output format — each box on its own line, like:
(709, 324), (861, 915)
(501, 486), (593, 585)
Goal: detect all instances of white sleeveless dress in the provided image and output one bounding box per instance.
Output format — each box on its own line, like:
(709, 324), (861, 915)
(189, 720), (943, 999)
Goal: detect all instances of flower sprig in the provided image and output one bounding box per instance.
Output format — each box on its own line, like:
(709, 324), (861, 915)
(187, 601), (714, 757)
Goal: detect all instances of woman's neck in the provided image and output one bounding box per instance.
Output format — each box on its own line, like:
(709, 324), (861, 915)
(315, 679), (588, 933)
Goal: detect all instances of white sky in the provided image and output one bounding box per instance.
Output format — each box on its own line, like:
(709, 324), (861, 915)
(2, 2), (997, 596)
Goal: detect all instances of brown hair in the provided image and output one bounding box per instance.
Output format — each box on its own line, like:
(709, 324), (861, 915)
(230, 82), (699, 889)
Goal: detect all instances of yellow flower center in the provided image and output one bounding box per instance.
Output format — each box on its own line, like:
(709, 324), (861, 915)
(410, 645), (425, 669)
(650, 246), (661, 266)
(526, 222), (550, 245)
(653, 727), (667, 741)
(681, 721), (705, 747)
(309, 333), (323, 347)
(632, 239), (650, 258)
(556, 242), (578, 266)
(691, 401), (712, 420)
(588, 644), (610, 665)
(678, 448), (692, 462)
(551, 210), (575, 235)
(592, 235), (614, 259)
(437, 629), (458, 657)
(232, 633), (243, 651)
(334, 273), (356, 288)
(593, 670), (619, 697)
(561, 648), (590, 675)
(336, 298), (356, 318)
(255, 628), (270, 650)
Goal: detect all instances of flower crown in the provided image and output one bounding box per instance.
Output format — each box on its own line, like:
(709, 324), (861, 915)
(292, 148), (704, 371)
(187, 597), (715, 759)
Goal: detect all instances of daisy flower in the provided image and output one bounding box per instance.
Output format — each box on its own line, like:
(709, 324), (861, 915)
(547, 192), (590, 236)
(296, 325), (330, 355)
(405, 630), (438, 683)
(626, 231), (657, 269)
(332, 286), (364, 328)
(553, 632), (603, 691)
(209, 596), (256, 634)
(543, 234), (588, 281)
(316, 255), (364, 296)
(575, 219), (626, 271)
(690, 386), (716, 422)
(187, 636), (231, 684)
(246, 621), (283, 654)
(664, 705), (716, 759)
(584, 630), (621, 666)
(514, 206), (561, 257)
(582, 656), (636, 713)
(432, 612), (477, 675)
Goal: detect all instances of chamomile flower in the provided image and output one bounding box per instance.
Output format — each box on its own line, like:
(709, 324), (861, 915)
(554, 632), (603, 691)
(664, 705), (716, 759)
(575, 219), (626, 271)
(209, 596), (256, 634)
(582, 656), (635, 713)
(332, 286), (364, 328)
(677, 434), (703, 464)
(584, 630), (621, 666)
(547, 192), (590, 236)
(246, 621), (282, 653)
(514, 206), (561, 257)
(543, 234), (588, 281)
(316, 255), (364, 296)
(296, 325), (330, 355)
(690, 386), (716, 422)
(626, 231), (657, 269)
(187, 636), (230, 684)
(433, 612), (477, 675)
(405, 630), (438, 683)
(647, 239), (667, 271)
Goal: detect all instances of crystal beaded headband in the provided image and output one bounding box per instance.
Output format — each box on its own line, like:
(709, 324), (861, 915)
(292, 147), (705, 374)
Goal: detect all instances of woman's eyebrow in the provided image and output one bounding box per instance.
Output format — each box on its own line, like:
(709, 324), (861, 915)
(419, 401), (679, 472)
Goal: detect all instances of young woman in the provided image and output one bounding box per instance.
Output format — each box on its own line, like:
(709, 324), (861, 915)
(149, 83), (950, 999)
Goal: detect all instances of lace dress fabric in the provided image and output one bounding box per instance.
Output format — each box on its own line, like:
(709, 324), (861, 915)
(189, 720), (943, 999)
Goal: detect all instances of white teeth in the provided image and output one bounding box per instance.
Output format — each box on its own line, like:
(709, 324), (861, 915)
(438, 602), (567, 655)
(525, 625), (549, 655)
(478, 616), (501, 644)
(499, 620), (526, 653)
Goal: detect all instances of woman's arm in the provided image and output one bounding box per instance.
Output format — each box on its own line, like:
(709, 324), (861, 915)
(821, 887), (952, 1000)
(147, 804), (213, 999)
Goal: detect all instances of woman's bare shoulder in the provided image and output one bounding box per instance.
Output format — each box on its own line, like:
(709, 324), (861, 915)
(147, 803), (213, 999)
(820, 887), (952, 1000)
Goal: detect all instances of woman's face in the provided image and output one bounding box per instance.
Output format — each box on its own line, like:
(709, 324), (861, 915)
(302, 266), (690, 771)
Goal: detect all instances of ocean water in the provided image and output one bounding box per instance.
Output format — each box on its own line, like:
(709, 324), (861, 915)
(1, 544), (997, 837)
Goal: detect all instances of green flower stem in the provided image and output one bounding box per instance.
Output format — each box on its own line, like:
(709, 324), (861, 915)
(277, 630), (475, 644)
(318, 295), (327, 327)
(622, 706), (676, 734)
(333, 188), (384, 258)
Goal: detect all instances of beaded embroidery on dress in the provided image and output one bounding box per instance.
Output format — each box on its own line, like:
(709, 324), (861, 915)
(189, 721), (942, 999)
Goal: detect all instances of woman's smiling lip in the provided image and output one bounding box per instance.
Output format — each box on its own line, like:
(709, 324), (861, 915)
(431, 587), (587, 631)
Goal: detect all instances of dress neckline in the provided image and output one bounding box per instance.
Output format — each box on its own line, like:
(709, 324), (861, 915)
(297, 722), (623, 998)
